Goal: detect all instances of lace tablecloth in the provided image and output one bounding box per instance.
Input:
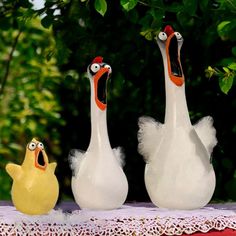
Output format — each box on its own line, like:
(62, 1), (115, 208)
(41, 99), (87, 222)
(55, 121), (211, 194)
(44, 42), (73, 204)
(1, 201), (236, 235)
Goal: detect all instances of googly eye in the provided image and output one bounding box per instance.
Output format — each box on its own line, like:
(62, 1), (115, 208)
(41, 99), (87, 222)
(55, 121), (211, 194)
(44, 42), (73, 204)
(37, 142), (44, 150)
(28, 142), (37, 151)
(90, 63), (101, 73)
(174, 32), (182, 40)
(158, 32), (168, 41)
(104, 64), (112, 73)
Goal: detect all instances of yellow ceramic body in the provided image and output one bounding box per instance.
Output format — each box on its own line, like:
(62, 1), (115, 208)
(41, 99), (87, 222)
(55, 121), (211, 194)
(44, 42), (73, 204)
(6, 138), (59, 215)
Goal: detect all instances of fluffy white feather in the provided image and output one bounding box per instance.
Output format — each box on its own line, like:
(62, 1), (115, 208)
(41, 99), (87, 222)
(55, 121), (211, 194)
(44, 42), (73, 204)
(113, 147), (125, 167)
(68, 149), (85, 176)
(137, 116), (164, 163)
(194, 116), (217, 156)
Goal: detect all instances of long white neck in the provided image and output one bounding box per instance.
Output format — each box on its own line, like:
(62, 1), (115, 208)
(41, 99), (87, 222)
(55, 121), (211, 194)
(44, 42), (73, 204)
(87, 80), (111, 152)
(162, 58), (191, 128)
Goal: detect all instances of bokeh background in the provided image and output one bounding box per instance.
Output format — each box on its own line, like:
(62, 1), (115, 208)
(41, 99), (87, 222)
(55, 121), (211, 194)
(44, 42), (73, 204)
(0, 0), (236, 203)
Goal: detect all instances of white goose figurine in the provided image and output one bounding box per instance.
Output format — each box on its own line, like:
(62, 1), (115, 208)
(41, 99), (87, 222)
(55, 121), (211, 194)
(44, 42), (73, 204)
(138, 26), (217, 210)
(69, 56), (128, 210)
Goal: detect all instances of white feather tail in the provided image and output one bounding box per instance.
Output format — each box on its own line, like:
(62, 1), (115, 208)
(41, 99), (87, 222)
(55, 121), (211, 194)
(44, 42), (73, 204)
(138, 116), (163, 163)
(194, 116), (217, 156)
(68, 149), (85, 176)
(113, 147), (125, 167)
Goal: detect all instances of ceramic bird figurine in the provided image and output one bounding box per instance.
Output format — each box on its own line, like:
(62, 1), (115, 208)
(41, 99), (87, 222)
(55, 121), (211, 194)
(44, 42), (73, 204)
(138, 26), (217, 210)
(69, 56), (128, 210)
(6, 138), (59, 215)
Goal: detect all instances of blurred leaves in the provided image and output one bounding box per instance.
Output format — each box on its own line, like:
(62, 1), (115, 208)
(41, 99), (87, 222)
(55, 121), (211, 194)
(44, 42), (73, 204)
(206, 66), (235, 94)
(41, 15), (54, 28)
(219, 74), (234, 95)
(0, 4), (64, 199)
(94, 0), (107, 16)
(120, 0), (138, 11)
(140, 29), (159, 41)
(205, 2), (236, 94)
(183, 0), (197, 15)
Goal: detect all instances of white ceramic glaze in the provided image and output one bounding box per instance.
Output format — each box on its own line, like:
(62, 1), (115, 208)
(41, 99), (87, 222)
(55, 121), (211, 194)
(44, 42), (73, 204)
(70, 57), (128, 210)
(138, 26), (217, 210)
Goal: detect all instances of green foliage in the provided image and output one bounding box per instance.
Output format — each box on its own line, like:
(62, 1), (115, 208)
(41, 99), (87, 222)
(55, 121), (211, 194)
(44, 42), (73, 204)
(120, 0), (138, 11)
(205, 66), (235, 94)
(140, 29), (159, 41)
(0, 4), (64, 199)
(94, 0), (107, 16)
(79, 0), (108, 16)
(204, 1), (236, 94)
(132, 0), (236, 94)
(41, 15), (54, 28)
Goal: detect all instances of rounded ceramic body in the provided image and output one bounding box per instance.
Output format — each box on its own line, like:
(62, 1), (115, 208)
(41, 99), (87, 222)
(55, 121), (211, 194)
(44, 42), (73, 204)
(145, 126), (215, 209)
(11, 168), (59, 215)
(71, 58), (128, 210)
(72, 150), (128, 210)
(139, 27), (217, 210)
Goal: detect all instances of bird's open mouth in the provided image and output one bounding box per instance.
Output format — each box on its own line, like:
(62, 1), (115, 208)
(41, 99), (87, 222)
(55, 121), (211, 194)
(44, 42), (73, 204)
(97, 71), (108, 105)
(94, 67), (109, 110)
(35, 150), (47, 170)
(167, 35), (184, 86)
(169, 36), (182, 77)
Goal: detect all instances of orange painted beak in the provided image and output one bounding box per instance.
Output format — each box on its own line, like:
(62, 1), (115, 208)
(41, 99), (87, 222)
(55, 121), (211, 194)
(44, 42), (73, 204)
(166, 33), (184, 86)
(34, 147), (47, 170)
(94, 67), (110, 110)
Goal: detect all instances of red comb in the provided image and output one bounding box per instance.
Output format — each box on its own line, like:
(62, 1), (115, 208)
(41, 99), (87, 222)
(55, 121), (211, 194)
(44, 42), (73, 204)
(92, 56), (103, 64)
(164, 25), (174, 36)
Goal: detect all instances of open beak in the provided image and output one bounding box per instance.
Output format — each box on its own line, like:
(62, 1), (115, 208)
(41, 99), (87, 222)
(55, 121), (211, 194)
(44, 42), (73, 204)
(35, 147), (47, 170)
(166, 33), (184, 86)
(93, 67), (110, 110)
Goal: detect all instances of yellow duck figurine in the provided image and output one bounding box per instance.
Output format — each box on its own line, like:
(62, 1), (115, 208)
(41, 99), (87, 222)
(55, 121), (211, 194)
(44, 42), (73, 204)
(6, 138), (59, 215)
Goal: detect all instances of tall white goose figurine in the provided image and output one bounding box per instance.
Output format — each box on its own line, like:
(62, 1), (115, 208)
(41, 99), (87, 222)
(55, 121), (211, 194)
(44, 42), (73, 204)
(69, 56), (128, 210)
(138, 25), (217, 210)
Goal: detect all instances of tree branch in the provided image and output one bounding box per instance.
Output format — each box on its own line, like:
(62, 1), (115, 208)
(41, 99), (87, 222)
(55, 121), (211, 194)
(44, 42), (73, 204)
(138, 0), (164, 10)
(226, 0), (236, 11)
(0, 30), (22, 97)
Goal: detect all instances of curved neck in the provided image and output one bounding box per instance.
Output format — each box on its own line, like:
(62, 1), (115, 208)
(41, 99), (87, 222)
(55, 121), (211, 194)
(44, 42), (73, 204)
(87, 81), (111, 151)
(163, 59), (191, 127)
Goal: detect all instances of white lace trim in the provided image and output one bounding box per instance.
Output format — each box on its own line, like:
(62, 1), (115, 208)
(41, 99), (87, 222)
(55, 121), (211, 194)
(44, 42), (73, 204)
(1, 203), (236, 235)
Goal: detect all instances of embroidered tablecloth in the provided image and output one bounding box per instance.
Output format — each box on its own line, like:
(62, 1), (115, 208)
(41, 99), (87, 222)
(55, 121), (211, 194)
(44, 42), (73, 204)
(1, 201), (236, 235)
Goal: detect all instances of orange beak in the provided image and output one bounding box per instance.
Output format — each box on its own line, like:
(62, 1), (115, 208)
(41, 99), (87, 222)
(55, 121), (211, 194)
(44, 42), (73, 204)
(165, 33), (184, 86)
(94, 67), (110, 110)
(34, 147), (47, 170)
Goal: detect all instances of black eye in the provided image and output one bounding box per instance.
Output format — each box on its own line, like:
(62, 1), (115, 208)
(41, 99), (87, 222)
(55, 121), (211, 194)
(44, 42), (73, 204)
(37, 142), (44, 150)
(104, 64), (112, 73)
(90, 63), (101, 73)
(28, 142), (37, 151)
(158, 32), (167, 41)
(174, 32), (182, 40)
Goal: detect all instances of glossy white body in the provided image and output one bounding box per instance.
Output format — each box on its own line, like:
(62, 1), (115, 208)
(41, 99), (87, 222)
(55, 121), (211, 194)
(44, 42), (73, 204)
(139, 36), (216, 209)
(71, 71), (128, 210)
